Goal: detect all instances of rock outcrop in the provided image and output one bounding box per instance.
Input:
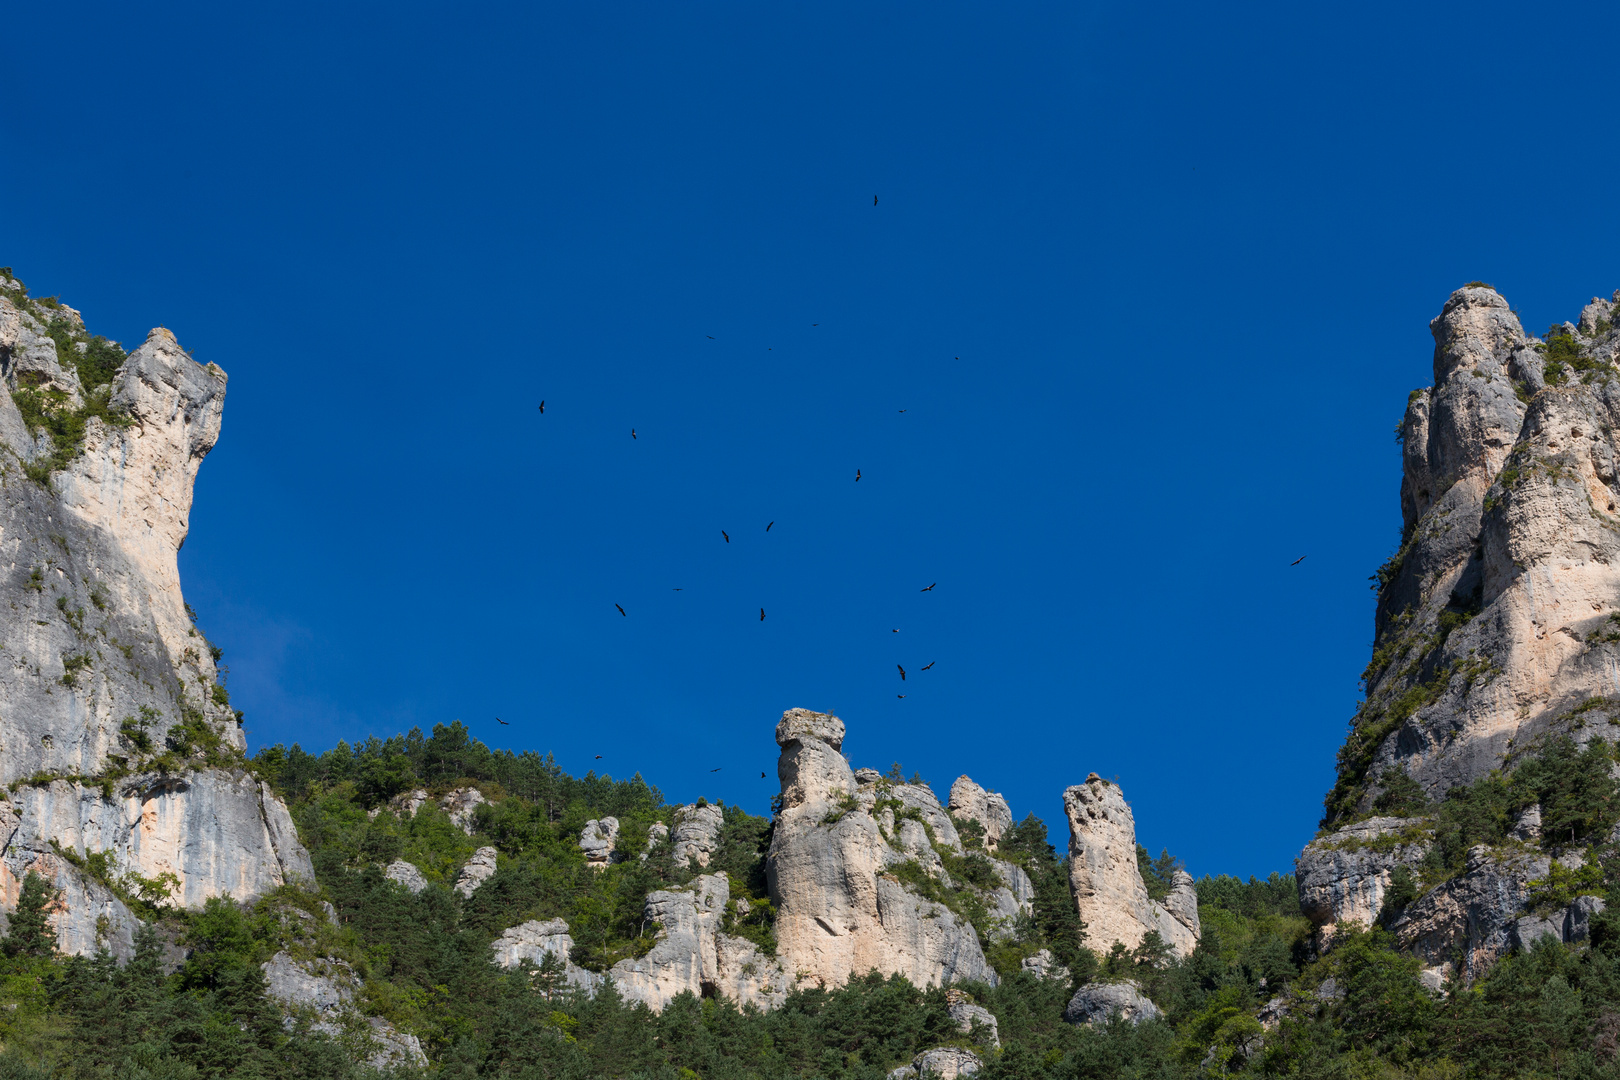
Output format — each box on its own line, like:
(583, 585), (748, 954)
(441, 787), (487, 835)
(385, 859), (428, 894)
(490, 918), (602, 990)
(0, 278), (312, 954)
(945, 988), (1000, 1049)
(888, 1047), (983, 1080)
(766, 709), (999, 991)
(1063, 775), (1198, 957)
(260, 951), (428, 1069)
(1303, 286), (1620, 977)
(948, 776), (1012, 852)
(1020, 948), (1071, 984)
(670, 802), (725, 867)
(1063, 980), (1163, 1025)
(454, 846), (498, 897)
(579, 817), (619, 868)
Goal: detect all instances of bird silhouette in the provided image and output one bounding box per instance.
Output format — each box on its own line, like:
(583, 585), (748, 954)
(631, 429), (637, 439)
(710, 767), (722, 772)
(766, 521), (773, 531)
(722, 530), (730, 543)
(672, 588), (684, 591)
(897, 694), (905, 699)
(1290, 555), (1307, 566)
(897, 665), (906, 680)
(921, 661), (935, 671)
(760, 771), (767, 778)
(921, 583), (936, 591)
(812, 323), (818, 326)
(496, 717), (508, 725)
(892, 629), (899, 633)
(873, 196), (878, 205)
(595, 755), (602, 759)
(855, 469), (862, 481)
(760, 608), (766, 621)
(899, 409), (907, 413)
(615, 604), (626, 616)
(538, 401), (545, 413)
(706, 335), (715, 339)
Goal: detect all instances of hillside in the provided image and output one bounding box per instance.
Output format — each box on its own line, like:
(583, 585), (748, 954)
(7, 273), (1620, 1078)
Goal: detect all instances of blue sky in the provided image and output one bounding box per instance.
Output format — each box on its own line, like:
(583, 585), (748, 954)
(4, 2), (1618, 879)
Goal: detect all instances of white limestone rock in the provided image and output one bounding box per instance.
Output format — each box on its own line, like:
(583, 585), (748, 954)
(766, 709), (997, 992)
(440, 787), (487, 835)
(1062, 775), (1197, 958)
(1064, 980), (1163, 1025)
(491, 918), (602, 991)
(260, 951), (427, 1069)
(888, 1046), (983, 1080)
(1295, 816), (1429, 939)
(389, 789), (431, 819)
(671, 802), (725, 867)
(946, 988), (1000, 1049)
(948, 776), (1013, 851)
(385, 860), (428, 894)
(642, 821), (668, 862)
(454, 846), (499, 897)
(579, 817), (619, 867)
(1020, 948), (1070, 984)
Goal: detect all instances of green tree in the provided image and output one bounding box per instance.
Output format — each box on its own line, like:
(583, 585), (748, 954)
(2, 872), (56, 959)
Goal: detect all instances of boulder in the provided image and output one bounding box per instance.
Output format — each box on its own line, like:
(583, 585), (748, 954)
(1063, 980), (1162, 1026)
(454, 846), (499, 898)
(888, 1046), (983, 1080)
(1063, 775), (1197, 957)
(945, 988), (999, 1049)
(385, 860), (428, 894)
(766, 709), (997, 991)
(671, 803), (725, 867)
(579, 817), (619, 867)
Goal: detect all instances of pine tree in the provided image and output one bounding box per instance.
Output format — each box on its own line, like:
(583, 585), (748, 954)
(2, 871), (57, 959)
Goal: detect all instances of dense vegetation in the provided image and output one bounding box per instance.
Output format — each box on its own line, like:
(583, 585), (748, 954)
(7, 722), (1620, 1076)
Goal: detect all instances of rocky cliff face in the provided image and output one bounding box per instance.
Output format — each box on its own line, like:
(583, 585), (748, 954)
(0, 276), (311, 954)
(1302, 285), (1620, 976)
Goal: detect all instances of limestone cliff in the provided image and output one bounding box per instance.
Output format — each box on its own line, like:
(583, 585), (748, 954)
(1302, 285), (1620, 977)
(0, 274), (311, 954)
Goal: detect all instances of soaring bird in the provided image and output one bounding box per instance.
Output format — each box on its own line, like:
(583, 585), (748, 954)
(496, 717), (508, 725)
(892, 629), (899, 633)
(897, 694), (905, 699)
(921, 583), (936, 591)
(855, 469), (862, 481)
(722, 530), (730, 543)
(873, 196), (878, 205)
(1290, 555), (1307, 566)
(760, 771), (767, 778)
(899, 409), (907, 413)
(710, 767), (722, 772)
(706, 335), (715, 339)
(615, 604), (626, 616)
(760, 608), (766, 621)
(897, 664), (906, 680)
(631, 429), (637, 439)
(672, 588), (684, 591)
(766, 521), (773, 531)
(921, 661), (935, 671)
(537, 401), (544, 413)
(595, 755), (602, 759)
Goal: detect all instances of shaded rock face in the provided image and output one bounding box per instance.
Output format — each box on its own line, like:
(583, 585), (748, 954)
(0, 285), (312, 957)
(765, 709), (998, 991)
(1063, 980), (1163, 1026)
(1303, 286), (1620, 969)
(1063, 775), (1198, 957)
(671, 803), (725, 867)
(260, 951), (428, 1069)
(579, 817), (619, 867)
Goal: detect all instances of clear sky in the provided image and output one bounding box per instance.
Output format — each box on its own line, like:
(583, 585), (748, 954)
(4, 2), (1618, 880)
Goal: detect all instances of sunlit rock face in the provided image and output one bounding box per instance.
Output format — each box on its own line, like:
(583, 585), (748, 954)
(0, 281), (310, 955)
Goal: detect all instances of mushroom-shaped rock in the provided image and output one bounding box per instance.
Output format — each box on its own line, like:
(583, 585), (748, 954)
(1064, 980), (1163, 1026)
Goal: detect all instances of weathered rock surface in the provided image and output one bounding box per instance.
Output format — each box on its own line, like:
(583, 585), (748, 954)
(385, 859), (428, 894)
(1021, 948), (1071, 984)
(888, 1046), (983, 1080)
(643, 821), (668, 861)
(579, 817), (619, 867)
(1063, 980), (1163, 1026)
(1512, 893), (1606, 951)
(0, 280), (311, 956)
(671, 802), (725, 867)
(1304, 286), (1620, 970)
(1063, 775), (1198, 957)
(766, 709), (998, 991)
(441, 787), (487, 835)
(454, 846), (499, 897)
(490, 918), (602, 990)
(260, 951), (428, 1069)
(948, 776), (1012, 851)
(1295, 817), (1430, 937)
(946, 988), (1000, 1049)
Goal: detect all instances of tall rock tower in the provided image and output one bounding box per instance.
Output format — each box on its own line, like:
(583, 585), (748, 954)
(0, 273), (311, 957)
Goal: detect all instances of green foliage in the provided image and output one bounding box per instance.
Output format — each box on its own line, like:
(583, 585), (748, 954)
(1373, 765), (1430, 815)
(2, 874), (57, 960)
(1135, 846), (1181, 903)
(1524, 859), (1605, 913)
